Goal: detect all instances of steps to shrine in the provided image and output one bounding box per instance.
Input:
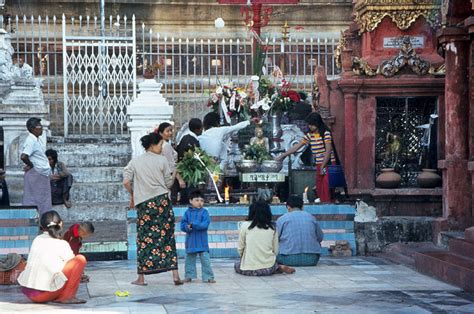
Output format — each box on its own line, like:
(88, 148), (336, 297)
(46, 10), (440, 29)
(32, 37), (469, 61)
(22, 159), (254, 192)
(0, 207), (38, 255)
(414, 251), (474, 293)
(127, 204), (356, 259)
(414, 228), (474, 293)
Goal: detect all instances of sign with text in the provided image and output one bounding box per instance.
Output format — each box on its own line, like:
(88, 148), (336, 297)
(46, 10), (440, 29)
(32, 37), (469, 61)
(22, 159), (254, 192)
(383, 36), (424, 49)
(241, 172), (286, 183)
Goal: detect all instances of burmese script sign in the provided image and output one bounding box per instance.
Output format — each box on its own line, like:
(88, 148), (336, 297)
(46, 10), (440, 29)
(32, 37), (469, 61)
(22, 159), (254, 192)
(383, 36), (424, 49)
(241, 172), (286, 183)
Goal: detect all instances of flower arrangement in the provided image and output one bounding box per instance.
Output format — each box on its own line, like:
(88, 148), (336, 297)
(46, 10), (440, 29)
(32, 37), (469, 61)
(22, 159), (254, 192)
(176, 148), (221, 187)
(249, 69), (301, 114)
(243, 144), (271, 163)
(208, 83), (250, 121)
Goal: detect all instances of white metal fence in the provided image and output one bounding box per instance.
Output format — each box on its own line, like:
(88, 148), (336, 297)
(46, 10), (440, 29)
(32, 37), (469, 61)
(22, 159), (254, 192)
(6, 14), (340, 135)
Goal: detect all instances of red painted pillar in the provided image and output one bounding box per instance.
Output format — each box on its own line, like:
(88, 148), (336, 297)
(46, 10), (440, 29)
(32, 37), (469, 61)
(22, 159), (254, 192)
(344, 93), (357, 189)
(438, 27), (472, 228)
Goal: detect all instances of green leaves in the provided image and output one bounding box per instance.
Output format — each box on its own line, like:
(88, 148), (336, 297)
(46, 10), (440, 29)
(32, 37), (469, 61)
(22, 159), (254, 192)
(243, 144), (271, 163)
(176, 148), (221, 187)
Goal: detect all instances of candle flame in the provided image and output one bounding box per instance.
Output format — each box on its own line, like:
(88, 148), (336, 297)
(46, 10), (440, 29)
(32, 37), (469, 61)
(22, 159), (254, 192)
(224, 186), (230, 200)
(304, 186), (309, 193)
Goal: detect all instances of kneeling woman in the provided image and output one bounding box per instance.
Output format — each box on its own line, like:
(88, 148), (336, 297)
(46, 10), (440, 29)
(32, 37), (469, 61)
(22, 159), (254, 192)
(235, 201), (295, 276)
(18, 211), (87, 304)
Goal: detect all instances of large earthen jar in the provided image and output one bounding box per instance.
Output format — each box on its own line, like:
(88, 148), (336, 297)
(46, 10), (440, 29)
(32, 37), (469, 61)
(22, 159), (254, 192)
(417, 168), (441, 188)
(375, 168), (401, 188)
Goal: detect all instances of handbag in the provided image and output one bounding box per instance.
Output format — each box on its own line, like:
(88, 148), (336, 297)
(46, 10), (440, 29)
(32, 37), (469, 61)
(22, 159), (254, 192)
(326, 137), (348, 195)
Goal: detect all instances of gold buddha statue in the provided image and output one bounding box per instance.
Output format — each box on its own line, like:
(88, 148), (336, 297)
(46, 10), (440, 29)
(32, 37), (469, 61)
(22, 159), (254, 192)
(250, 125), (269, 152)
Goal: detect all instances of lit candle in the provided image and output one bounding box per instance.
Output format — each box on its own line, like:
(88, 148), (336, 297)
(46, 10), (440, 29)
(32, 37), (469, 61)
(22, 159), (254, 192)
(224, 186), (230, 204)
(302, 186), (309, 204)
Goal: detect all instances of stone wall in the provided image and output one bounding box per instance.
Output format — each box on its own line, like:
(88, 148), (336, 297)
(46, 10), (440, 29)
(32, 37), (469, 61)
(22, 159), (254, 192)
(355, 217), (436, 255)
(11, 0), (353, 37)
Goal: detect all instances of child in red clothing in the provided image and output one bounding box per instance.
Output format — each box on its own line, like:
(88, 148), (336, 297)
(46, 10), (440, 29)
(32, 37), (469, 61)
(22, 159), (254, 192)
(63, 222), (95, 282)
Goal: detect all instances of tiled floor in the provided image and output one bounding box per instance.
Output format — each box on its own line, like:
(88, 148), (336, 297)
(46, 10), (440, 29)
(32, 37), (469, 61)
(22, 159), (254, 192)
(1, 257), (473, 313)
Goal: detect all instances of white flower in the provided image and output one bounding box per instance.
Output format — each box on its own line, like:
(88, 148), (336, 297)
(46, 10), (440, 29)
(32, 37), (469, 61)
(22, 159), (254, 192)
(251, 98), (271, 111)
(251, 75), (260, 81)
(216, 86), (223, 94)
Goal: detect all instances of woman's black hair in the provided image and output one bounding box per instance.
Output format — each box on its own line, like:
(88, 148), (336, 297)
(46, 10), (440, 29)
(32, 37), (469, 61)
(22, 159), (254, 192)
(248, 201), (274, 230)
(305, 112), (330, 138)
(45, 149), (58, 163)
(140, 132), (163, 150)
(40, 210), (63, 239)
(157, 122), (172, 135)
(203, 112), (220, 130)
(246, 204), (257, 221)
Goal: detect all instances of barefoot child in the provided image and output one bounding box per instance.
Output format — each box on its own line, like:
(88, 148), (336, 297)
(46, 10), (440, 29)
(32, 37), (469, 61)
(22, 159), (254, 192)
(63, 222), (95, 282)
(180, 190), (215, 283)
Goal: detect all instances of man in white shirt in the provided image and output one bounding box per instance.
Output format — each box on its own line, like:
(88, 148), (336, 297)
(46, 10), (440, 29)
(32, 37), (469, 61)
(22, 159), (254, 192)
(21, 117), (52, 215)
(198, 112), (258, 165)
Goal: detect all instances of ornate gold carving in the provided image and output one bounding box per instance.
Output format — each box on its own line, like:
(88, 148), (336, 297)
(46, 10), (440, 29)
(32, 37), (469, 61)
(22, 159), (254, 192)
(334, 31), (346, 70)
(428, 63), (446, 75)
(354, 0), (441, 34)
(352, 56), (379, 76)
(352, 36), (444, 77)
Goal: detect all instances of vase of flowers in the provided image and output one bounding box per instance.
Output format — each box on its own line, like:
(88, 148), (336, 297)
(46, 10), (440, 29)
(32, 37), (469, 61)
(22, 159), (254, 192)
(208, 83), (249, 123)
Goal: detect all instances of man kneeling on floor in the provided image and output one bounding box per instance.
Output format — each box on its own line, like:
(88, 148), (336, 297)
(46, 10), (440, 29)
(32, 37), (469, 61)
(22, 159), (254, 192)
(276, 195), (324, 266)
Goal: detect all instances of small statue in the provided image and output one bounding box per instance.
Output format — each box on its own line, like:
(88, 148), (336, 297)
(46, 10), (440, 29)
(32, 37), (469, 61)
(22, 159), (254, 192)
(250, 125), (269, 152)
(383, 132), (401, 168)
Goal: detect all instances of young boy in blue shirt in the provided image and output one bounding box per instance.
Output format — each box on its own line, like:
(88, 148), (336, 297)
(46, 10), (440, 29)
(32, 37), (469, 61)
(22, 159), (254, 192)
(180, 190), (216, 283)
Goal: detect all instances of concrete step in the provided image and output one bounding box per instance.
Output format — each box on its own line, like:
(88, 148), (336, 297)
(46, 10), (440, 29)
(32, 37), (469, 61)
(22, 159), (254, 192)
(68, 167), (124, 183)
(54, 202), (128, 221)
(439, 231), (464, 249)
(449, 238), (474, 260)
(414, 251), (474, 293)
(380, 242), (442, 268)
(71, 182), (129, 203)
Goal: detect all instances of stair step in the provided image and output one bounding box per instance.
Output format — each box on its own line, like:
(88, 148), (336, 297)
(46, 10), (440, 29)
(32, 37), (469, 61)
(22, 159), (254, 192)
(414, 251), (474, 292)
(54, 202), (128, 221)
(449, 238), (474, 260)
(68, 167), (124, 183)
(71, 182), (129, 202)
(465, 227), (474, 242)
(439, 231), (464, 249)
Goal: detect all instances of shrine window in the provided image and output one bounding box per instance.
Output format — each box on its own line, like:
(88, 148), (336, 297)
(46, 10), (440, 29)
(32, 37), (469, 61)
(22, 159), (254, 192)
(375, 97), (438, 187)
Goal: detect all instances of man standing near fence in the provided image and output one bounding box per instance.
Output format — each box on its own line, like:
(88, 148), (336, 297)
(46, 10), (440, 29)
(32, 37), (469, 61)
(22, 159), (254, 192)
(21, 118), (52, 215)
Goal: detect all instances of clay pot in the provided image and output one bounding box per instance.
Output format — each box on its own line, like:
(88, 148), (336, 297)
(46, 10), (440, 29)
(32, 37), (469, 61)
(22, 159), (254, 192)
(375, 168), (401, 189)
(417, 168), (441, 188)
(143, 71), (155, 79)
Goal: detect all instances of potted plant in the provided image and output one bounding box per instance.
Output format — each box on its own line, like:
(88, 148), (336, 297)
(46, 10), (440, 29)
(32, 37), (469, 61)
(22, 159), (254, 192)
(143, 61), (162, 79)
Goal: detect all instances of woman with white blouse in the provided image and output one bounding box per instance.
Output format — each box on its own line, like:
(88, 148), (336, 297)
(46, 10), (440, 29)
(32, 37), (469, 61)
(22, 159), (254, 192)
(18, 211), (87, 304)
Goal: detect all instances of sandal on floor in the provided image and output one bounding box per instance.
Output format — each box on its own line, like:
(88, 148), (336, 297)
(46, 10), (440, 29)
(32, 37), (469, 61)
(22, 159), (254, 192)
(173, 280), (184, 286)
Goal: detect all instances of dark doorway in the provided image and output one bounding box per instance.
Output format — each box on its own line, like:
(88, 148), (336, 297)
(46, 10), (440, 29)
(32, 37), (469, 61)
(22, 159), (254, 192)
(375, 97), (438, 187)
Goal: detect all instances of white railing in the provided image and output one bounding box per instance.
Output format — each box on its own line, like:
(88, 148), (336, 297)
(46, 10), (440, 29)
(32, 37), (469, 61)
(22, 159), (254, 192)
(6, 14), (340, 135)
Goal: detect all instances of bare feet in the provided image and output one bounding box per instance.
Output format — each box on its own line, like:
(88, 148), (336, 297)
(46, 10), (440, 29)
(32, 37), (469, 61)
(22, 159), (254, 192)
(131, 279), (148, 286)
(80, 274), (90, 283)
(53, 297), (86, 304)
(279, 265), (296, 274)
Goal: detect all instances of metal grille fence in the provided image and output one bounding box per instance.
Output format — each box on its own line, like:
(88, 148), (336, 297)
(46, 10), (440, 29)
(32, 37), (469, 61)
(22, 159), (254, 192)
(6, 14), (340, 135)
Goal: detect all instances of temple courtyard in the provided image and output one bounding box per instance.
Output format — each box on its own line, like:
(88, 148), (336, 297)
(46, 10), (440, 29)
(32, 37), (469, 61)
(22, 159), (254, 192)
(1, 257), (473, 313)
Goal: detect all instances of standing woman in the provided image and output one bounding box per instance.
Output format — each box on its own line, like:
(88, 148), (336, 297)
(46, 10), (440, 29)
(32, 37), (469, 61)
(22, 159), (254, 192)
(157, 122), (186, 203)
(276, 112), (335, 202)
(123, 132), (184, 286)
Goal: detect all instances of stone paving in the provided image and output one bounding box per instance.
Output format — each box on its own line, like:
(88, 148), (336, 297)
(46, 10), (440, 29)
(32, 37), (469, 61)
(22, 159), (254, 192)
(1, 257), (474, 313)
